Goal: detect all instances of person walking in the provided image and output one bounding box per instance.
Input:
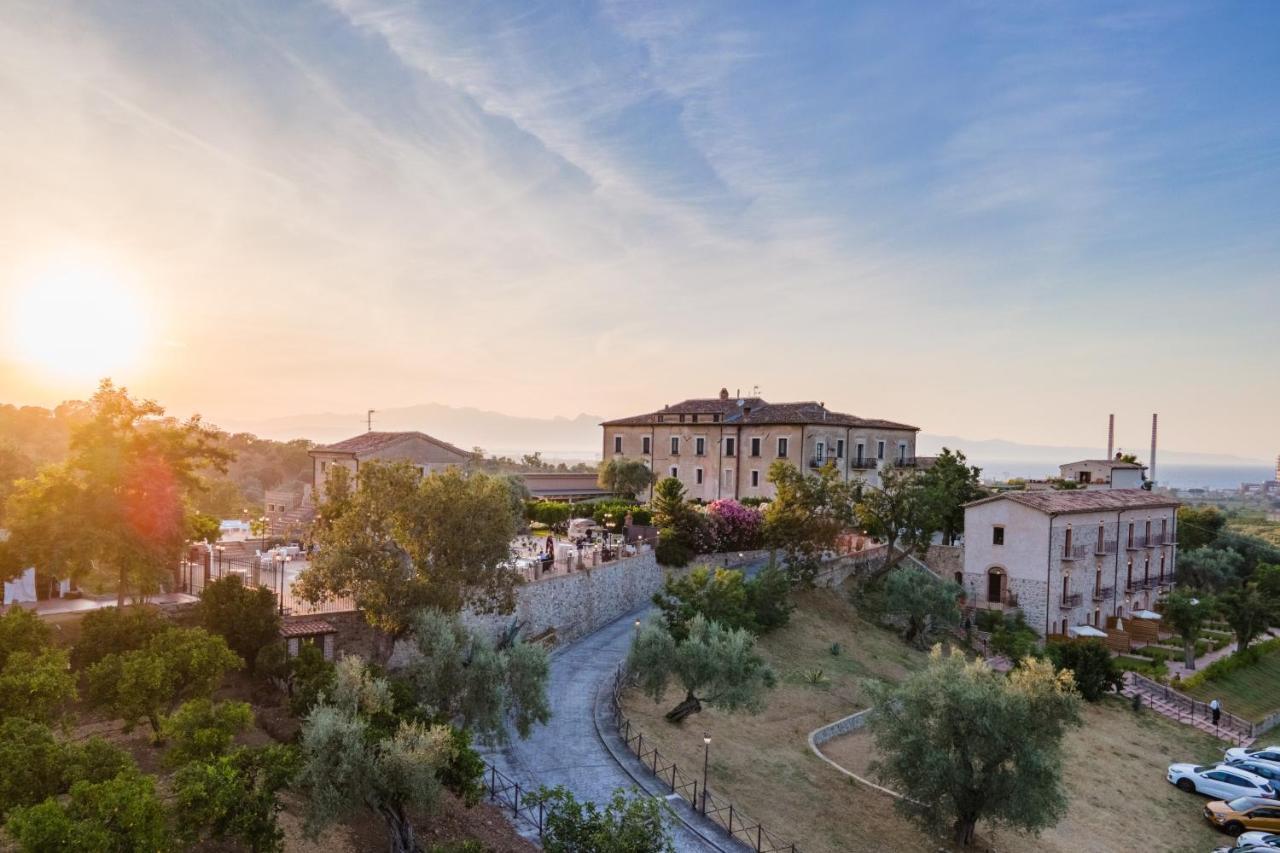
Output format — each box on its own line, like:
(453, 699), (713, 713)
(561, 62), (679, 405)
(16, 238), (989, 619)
(1210, 698), (1222, 727)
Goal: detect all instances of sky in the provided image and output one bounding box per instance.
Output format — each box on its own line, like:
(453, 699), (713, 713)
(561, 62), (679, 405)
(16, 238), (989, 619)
(0, 1), (1277, 459)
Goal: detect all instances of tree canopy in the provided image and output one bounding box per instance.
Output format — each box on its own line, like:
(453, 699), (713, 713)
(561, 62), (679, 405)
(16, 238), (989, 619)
(1162, 589), (1217, 670)
(763, 460), (857, 585)
(917, 448), (985, 546)
(629, 614), (775, 723)
(597, 458), (654, 500)
(529, 786), (674, 853)
(855, 463), (932, 575)
(401, 608), (551, 746)
(869, 648), (1081, 846)
(298, 462), (521, 658)
(0, 380), (229, 604)
(882, 567), (961, 649)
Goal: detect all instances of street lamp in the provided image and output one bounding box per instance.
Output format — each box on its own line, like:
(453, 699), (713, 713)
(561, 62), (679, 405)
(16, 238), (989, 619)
(701, 733), (711, 815)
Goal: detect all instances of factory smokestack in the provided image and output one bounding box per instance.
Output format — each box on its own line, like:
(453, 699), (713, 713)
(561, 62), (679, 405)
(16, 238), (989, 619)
(1149, 414), (1158, 488)
(1107, 414), (1115, 459)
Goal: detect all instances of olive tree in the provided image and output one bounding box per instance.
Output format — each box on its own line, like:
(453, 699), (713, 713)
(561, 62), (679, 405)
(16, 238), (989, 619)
(883, 566), (962, 649)
(868, 648), (1081, 846)
(1163, 588), (1216, 670)
(629, 614), (775, 723)
(401, 608), (550, 746)
(297, 656), (455, 853)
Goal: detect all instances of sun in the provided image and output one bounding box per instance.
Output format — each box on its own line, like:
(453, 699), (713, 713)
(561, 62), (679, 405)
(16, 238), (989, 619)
(7, 258), (148, 381)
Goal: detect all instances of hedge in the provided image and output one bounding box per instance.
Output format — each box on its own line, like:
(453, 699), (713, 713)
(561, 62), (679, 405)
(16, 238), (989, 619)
(1181, 636), (1280, 692)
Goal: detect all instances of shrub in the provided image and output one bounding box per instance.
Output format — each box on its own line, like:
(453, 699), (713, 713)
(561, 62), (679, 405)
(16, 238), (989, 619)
(1182, 636), (1280, 691)
(86, 627), (242, 738)
(0, 605), (51, 668)
(528, 786), (674, 853)
(62, 738), (134, 787)
(1045, 639), (1123, 701)
(162, 698), (254, 767)
(173, 744), (297, 853)
(7, 770), (171, 853)
(0, 718), (67, 819)
(287, 643), (336, 718)
(746, 563), (794, 634)
(71, 606), (166, 670)
(706, 499), (764, 551)
(655, 528), (693, 568)
(197, 576), (281, 673)
(0, 647), (77, 723)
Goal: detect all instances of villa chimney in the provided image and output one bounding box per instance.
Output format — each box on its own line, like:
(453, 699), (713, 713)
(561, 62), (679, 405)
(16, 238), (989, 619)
(1106, 414), (1115, 459)
(1149, 414), (1158, 487)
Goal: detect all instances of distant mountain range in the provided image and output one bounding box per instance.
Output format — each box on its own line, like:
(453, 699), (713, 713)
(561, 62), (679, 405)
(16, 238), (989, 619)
(220, 403), (1270, 473)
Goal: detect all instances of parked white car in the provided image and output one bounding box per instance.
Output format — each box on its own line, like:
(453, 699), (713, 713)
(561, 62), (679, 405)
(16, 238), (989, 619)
(1166, 763), (1275, 799)
(1232, 760), (1280, 786)
(1230, 748), (1280, 765)
(1237, 832), (1280, 848)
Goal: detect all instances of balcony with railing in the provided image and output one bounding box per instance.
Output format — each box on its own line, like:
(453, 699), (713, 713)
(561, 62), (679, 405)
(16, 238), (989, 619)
(809, 455), (838, 469)
(1095, 539), (1118, 555)
(888, 456), (916, 468)
(1092, 585), (1114, 601)
(1060, 592), (1084, 609)
(849, 458), (878, 470)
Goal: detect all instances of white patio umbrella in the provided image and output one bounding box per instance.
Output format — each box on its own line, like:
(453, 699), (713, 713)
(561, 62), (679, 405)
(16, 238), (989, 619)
(1070, 625), (1107, 638)
(1132, 609), (1162, 620)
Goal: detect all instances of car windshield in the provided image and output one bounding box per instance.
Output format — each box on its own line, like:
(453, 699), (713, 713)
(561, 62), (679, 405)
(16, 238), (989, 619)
(1194, 765), (1212, 773)
(1227, 798), (1254, 810)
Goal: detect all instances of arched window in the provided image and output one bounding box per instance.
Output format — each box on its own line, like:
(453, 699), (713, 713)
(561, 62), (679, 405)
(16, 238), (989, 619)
(986, 567), (1005, 604)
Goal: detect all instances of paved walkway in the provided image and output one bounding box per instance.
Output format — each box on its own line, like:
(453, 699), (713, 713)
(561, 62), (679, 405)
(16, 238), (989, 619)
(483, 607), (726, 851)
(482, 556), (774, 851)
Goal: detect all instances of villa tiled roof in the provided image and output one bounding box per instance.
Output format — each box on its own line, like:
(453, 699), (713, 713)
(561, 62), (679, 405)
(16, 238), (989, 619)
(601, 396), (917, 431)
(311, 431), (469, 458)
(965, 488), (1179, 515)
(280, 619), (337, 639)
(1067, 458), (1147, 470)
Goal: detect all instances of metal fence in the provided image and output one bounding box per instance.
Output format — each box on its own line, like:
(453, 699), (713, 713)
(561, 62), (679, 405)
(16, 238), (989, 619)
(1126, 672), (1255, 741)
(607, 663), (799, 853)
(178, 553), (356, 617)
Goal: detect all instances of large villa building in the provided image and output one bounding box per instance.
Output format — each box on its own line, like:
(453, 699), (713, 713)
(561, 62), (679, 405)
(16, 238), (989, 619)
(961, 488), (1180, 638)
(600, 389), (920, 502)
(309, 431), (473, 500)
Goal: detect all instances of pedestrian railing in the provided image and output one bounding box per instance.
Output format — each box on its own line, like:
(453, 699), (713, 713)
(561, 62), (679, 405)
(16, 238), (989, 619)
(608, 662), (799, 853)
(178, 555), (356, 617)
(481, 760), (552, 836)
(1125, 672), (1255, 740)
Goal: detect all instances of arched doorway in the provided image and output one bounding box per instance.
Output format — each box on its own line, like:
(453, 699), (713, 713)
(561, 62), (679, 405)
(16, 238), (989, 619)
(986, 567), (1006, 604)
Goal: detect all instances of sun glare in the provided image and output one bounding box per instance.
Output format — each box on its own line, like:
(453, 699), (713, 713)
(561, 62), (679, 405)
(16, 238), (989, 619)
(7, 259), (148, 381)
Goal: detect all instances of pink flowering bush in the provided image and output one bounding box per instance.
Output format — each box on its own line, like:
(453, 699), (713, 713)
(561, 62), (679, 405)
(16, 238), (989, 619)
(706, 499), (763, 552)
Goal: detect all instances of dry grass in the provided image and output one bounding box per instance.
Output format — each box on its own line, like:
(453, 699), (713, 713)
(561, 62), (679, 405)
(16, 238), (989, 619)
(622, 586), (1233, 853)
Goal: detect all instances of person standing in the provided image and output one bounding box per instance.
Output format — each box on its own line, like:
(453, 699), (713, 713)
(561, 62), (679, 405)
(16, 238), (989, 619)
(1210, 698), (1222, 727)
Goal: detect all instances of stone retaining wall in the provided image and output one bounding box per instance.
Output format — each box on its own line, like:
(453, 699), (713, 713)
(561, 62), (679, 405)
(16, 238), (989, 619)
(810, 708), (873, 744)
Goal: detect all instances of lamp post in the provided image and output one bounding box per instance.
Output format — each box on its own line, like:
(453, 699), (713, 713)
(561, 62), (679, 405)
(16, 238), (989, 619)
(701, 733), (711, 815)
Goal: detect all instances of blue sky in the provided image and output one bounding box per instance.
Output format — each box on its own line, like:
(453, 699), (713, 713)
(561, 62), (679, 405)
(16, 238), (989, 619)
(0, 1), (1277, 457)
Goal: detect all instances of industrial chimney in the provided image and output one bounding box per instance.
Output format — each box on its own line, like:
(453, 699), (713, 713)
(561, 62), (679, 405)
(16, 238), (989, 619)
(1149, 414), (1158, 488)
(1107, 414), (1115, 459)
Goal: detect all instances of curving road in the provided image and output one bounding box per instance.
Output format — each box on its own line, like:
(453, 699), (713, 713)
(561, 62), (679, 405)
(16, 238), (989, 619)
(483, 557), (773, 851)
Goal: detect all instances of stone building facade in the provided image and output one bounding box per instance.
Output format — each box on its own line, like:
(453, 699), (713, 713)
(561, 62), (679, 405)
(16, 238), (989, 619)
(308, 431), (471, 500)
(600, 389), (919, 502)
(962, 489), (1179, 637)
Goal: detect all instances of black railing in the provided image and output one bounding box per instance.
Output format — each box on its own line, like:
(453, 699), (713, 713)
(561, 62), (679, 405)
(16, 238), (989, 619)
(1093, 585), (1114, 601)
(608, 663), (798, 853)
(849, 458), (877, 470)
(1060, 593), (1083, 609)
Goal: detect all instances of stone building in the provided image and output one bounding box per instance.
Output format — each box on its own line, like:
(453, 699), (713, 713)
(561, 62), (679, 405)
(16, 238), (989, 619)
(961, 489), (1180, 637)
(600, 389), (918, 502)
(309, 431), (471, 499)
(1058, 456), (1147, 489)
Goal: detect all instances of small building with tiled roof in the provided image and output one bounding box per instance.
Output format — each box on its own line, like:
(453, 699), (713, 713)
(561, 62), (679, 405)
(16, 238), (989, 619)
(601, 388), (919, 501)
(1058, 456), (1148, 490)
(309, 431), (471, 499)
(961, 487), (1179, 639)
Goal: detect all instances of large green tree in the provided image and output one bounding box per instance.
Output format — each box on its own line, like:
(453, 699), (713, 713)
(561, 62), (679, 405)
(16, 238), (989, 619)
(883, 567), (961, 649)
(1177, 505), (1226, 551)
(917, 448), (985, 546)
(597, 458), (654, 501)
(629, 614), (775, 723)
(0, 607), (76, 724)
(869, 649), (1081, 846)
(763, 460), (857, 586)
(855, 463), (932, 575)
(86, 626), (241, 739)
(401, 608), (551, 746)
(197, 575), (281, 673)
(1045, 639), (1123, 701)
(1177, 546), (1245, 591)
(1219, 583), (1271, 654)
(297, 656), (456, 853)
(0, 381), (229, 605)
(297, 462), (520, 661)
(6, 770), (171, 853)
(1162, 589), (1217, 669)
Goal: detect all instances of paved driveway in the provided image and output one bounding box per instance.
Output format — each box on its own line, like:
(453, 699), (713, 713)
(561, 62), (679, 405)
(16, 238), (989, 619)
(483, 555), (778, 851)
